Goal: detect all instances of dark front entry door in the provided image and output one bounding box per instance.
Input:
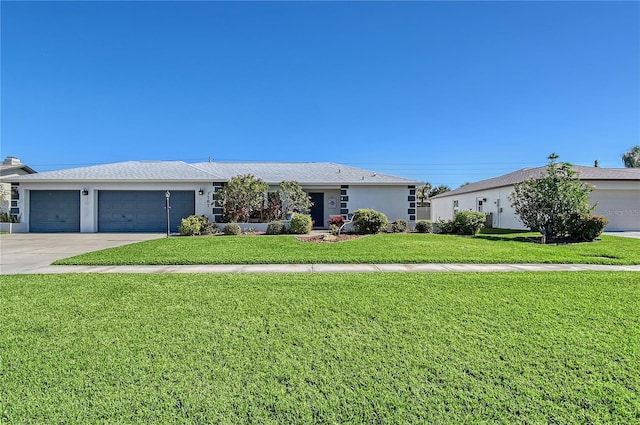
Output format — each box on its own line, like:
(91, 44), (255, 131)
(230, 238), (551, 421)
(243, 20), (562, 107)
(309, 193), (324, 229)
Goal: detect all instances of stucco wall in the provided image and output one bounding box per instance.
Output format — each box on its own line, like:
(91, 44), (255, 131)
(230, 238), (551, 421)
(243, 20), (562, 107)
(430, 187), (526, 230)
(348, 185), (413, 223)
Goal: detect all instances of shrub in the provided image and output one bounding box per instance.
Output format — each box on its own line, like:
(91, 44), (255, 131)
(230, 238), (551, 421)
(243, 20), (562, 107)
(453, 211), (486, 235)
(328, 215), (345, 227)
(436, 219), (456, 234)
(223, 222), (242, 235)
(266, 221), (287, 235)
(390, 219), (408, 233)
(436, 212), (485, 235)
(289, 213), (313, 234)
(569, 214), (608, 242)
(328, 224), (340, 235)
(179, 215), (210, 236)
(202, 221), (219, 235)
(414, 220), (433, 233)
(352, 209), (388, 234)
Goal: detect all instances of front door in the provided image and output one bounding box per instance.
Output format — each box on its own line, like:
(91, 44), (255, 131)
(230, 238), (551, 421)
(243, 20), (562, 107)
(309, 193), (324, 229)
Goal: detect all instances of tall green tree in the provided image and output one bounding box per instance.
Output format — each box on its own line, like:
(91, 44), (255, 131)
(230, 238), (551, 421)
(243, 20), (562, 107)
(509, 154), (594, 243)
(622, 145), (640, 168)
(216, 174), (269, 222)
(277, 180), (313, 216)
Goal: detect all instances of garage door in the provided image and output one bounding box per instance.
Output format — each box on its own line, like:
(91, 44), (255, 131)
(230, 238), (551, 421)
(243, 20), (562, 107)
(30, 190), (80, 233)
(591, 190), (640, 231)
(98, 190), (195, 232)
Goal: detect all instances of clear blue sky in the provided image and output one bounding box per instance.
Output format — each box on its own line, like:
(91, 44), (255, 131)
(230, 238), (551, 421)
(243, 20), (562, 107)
(2, 1), (638, 188)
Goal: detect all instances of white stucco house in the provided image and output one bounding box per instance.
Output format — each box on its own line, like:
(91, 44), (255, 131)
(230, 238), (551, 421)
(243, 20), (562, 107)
(430, 165), (640, 232)
(11, 160), (421, 233)
(0, 156), (37, 221)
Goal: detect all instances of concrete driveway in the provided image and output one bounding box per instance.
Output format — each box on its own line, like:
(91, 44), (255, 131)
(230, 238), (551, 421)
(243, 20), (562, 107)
(0, 233), (164, 274)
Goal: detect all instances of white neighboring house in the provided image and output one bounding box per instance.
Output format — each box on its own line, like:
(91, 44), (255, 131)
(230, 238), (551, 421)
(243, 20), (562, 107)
(13, 160), (420, 233)
(430, 165), (640, 232)
(0, 156), (37, 230)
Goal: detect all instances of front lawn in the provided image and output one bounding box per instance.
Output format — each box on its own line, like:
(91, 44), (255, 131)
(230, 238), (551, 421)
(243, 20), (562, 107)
(1, 272), (638, 423)
(54, 231), (640, 265)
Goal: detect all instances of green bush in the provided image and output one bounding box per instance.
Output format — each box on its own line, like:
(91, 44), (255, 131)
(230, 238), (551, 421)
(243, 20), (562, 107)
(453, 211), (486, 235)
(437, 212), (485, 235)
(223, 223), (242, 235)
(289, 213), (313, 234)
(414, 220), (433, 233)
(436, 219), (456, 234)
(569, 214), (608, 242)
(266, 221), (287, 235)
(390, 219), (408, 233)
(202, 222), (219, 235)
(352, 209), (388, 234)
(328, 223), (340, 235)
(179, 215), (211, 236)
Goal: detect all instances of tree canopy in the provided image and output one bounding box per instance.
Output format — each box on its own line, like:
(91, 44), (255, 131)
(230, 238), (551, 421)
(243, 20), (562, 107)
(216, 174), (269, 222)
(509, 154), (594, 243)
(622, 145), (640, 168)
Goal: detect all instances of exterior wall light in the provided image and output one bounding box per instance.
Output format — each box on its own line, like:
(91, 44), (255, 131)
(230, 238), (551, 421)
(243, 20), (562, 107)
(198, 189), (204, 195)
(82, 188), (89, 196)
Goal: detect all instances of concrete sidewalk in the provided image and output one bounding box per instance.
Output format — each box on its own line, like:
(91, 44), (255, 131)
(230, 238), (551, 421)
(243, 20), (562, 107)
(10, 263), (640, 274)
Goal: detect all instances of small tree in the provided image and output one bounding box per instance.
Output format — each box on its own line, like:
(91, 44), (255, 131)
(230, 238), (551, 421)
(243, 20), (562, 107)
(509, 154), (594, 243)
(416, 183), (432, 207)
(622, 145), (640, 168)
(216, 174), (269, 222)
(278, 181), (313, 216)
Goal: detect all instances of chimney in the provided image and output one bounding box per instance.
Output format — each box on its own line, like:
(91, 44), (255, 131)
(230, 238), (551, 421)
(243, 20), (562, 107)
(3, 156), (22, 166)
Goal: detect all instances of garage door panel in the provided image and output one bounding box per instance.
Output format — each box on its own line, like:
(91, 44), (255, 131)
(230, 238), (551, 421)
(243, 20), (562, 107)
(30, 190), (80, 233)
(98, 191), (194, 232)
(591, 190), (640, 231)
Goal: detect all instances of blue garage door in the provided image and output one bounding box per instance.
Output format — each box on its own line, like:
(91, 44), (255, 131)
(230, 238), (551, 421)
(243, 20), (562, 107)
(98, 190), (195, 232)
(30, 190), (80, 233)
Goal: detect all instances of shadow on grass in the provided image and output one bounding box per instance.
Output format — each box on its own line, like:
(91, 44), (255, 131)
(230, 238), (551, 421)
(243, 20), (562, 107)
(474, 235), (540, 244)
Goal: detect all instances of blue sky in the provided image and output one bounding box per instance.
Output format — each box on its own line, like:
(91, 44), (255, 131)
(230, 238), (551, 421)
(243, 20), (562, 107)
(2, 1), (638, 187)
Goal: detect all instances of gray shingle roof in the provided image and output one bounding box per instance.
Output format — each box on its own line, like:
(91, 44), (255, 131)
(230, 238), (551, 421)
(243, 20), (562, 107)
(192, 162), (419, 185)
(14, 160), (419, 185)
(433, 165), (640, 198)
(14, 161), (219, 182)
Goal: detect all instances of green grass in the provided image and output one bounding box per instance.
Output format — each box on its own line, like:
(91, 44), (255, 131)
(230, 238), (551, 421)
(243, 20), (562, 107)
(54, 231), (640, 265)
(1, 272), (638, 423)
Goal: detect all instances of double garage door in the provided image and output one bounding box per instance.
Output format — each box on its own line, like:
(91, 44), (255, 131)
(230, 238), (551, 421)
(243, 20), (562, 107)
(29, 190), (195, 233)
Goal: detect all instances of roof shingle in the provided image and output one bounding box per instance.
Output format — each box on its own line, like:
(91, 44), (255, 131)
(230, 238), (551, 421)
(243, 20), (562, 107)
(433, 165), (640, 198)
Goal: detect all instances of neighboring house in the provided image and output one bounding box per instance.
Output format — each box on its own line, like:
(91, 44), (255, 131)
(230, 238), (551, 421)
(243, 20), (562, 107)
(13, 160), (420, 233)
(0, 156), (37, 220)
(430, 165), (640, 232)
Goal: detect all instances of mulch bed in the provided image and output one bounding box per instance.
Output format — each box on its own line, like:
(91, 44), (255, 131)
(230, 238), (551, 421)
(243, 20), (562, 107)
(296, 234), (364, 243)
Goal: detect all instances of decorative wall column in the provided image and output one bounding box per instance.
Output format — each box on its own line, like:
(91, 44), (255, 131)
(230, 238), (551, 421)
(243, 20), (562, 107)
(211, 182), (224, 222)
(407, 185), (416, 221)
(340, 185), (349, 216)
